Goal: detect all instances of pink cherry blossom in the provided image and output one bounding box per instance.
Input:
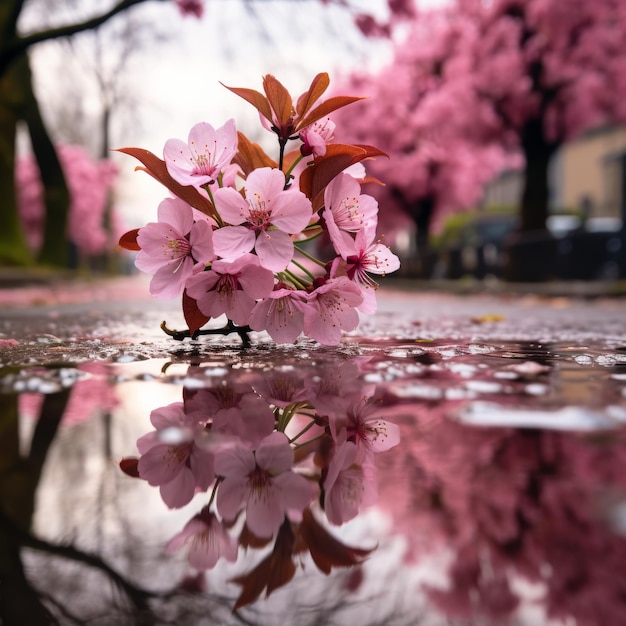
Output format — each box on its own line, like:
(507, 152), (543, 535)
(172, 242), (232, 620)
(174, 0), (204, 18)
(186, 385), (275, 448)
(323, 173), (378, 258)
(305, 359), (363, 416)
(323, 441), (367, 525)
(302, 277), (363, 346)
(164, 120), (238, 188)
(165, 507), (237, 570)
(135, 197), (215, 300)
(344, 225), (401, 314)
(185, 253), (274, 326)
(16, 144), (121, 258)
(248, 286), (307, 343)
(300, 117), (336, 157)
(249, 368), (309, 408)
(329, 385), (401, 463)
(215, 432), (312, 538)
(212, 167), (313, 271)
(136, 402), (215, 508)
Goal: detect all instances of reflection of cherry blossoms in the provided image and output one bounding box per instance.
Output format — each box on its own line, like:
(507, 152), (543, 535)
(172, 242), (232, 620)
(121, 356), (400, 610)
(165, 506), (237, 569)
(216, 432), (312, 539)
(136, 402), (215, 508)
(376, 399), (626, 626)
(19, 362), (119, 426)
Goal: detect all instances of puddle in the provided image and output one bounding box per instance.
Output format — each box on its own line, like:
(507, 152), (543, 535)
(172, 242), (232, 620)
(2, 303), (626, 625)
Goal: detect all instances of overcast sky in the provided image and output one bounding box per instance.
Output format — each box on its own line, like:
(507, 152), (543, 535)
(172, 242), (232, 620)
(28, 0), (447, 227)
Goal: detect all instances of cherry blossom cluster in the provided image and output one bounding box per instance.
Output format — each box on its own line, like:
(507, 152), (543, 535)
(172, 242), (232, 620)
(121, 356), (400, 608)
(118, 74), (400, 345)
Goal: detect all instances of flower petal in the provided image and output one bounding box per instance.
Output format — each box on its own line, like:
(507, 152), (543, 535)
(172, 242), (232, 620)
(213, 226), (255, 260)
(254, 229), (294, 272)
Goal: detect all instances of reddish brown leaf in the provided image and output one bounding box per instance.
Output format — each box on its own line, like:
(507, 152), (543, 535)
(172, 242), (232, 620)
(231, 562), (268, 611)
(119, 457), (140, 478)
(264, 523), (297, 597)
(234, 132), (277, 177)
(296, 72), (330, 118)
(221, 83), (273, 123)
(182, 290), (209, 337)
(299, 508), (374, 575)
(362, 174), (386, 186)
(117, 228), (141, 251)
(297, 95), (367, 131)
(299, 143), (388, 211)
(353, 144), (389, 159)
(239, 523), (274, 549)
(115, 147), (218, 220)
(263, 75), (293, 126)
(231, 519), (296, 611)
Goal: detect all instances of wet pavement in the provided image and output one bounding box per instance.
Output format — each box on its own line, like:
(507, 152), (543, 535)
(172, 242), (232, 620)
(2, 277), (626, 625)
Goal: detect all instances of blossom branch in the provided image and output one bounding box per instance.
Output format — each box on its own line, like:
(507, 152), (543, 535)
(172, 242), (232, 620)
(160, 320), (252, 346)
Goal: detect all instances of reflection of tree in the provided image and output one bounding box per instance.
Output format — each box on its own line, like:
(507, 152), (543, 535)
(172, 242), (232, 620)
(1, 353), (408, 625)
(0, 391), (68, 622)
(379, 402), (626, 626)
(0, 369), (163, 624)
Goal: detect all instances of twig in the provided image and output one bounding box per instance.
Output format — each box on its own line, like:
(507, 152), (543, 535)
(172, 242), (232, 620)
(160, 320), (253, 346)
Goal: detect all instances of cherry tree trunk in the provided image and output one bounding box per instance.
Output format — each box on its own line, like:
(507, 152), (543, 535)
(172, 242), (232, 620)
(20, 55), (70, 267)
(505, 118), (560, 281)
(0, 390), (68, 624)
(519, 117), (557, 233)
(413, 196), (435, 278)
(0, 55), (70, 269)
(0, 56), (32, 266)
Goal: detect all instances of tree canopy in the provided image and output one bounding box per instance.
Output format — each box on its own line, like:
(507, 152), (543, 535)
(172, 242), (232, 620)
(337, 0), (626, 244)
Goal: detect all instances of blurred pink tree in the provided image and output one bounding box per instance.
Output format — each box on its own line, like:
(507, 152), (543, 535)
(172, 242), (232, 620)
(15, 144), (122, 265)
(337, 0), (626, 273)
(335, 57), (506, 273)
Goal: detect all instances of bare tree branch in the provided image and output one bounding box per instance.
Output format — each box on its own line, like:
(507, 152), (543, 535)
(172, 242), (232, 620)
(0, 0), (161, 72)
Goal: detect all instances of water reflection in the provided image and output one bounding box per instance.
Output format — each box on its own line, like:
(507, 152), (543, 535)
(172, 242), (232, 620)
(2, 338), (626, 624)
(123, 356), (400, 610)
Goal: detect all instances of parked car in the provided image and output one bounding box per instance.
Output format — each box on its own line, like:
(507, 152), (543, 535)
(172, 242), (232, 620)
(435, 212), (623, 280)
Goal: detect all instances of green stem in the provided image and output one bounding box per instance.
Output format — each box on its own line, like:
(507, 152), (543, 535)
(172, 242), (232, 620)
(294, 244), (327, 268)
(288, 420), (317, 444)
(203, 185), (223, 227)
(281, 269), (310, 290)
(284, 153), (304, 180)
(277, 401), (310, 433)
(295, 229), (324, 245)
(294, 433), (326, 450)
(290, 259), (316, 281)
